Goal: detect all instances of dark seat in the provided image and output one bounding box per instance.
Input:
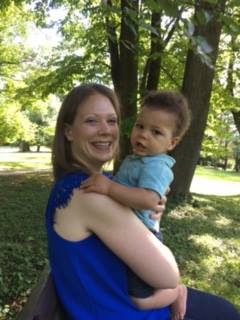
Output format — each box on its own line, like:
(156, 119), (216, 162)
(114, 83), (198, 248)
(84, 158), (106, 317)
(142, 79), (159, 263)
(16, 267), (66, 320)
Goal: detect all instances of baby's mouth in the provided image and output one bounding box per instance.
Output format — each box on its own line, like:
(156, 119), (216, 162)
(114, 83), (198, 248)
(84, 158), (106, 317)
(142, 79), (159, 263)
(135, 142), (146, 151)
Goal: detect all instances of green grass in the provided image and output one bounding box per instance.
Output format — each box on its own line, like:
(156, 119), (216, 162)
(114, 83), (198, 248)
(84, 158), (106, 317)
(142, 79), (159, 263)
(0, 173), (52, 319)
(195, 165), (240, 182)
(163, 195), (240, 310)
(0, 151), (51, 172)
(0, 172), (239, 319)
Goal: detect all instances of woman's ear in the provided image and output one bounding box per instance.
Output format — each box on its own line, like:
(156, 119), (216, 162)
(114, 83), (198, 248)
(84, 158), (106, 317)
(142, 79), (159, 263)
(64, 124), (73, 141)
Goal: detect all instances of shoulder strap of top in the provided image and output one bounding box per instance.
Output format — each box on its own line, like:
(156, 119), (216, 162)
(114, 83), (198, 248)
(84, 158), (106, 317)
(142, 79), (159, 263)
(52, 172), (89, 209)
(46, 172), (88, 225)
(46, 172), (113, 225)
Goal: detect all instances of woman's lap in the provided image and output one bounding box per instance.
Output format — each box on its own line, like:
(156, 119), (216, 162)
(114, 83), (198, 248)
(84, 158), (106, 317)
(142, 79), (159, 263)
(185, 287), (240, 320)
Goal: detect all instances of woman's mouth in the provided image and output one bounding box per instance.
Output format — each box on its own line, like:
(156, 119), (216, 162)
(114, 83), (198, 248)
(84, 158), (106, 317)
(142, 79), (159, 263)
(92, 142), (112, 151)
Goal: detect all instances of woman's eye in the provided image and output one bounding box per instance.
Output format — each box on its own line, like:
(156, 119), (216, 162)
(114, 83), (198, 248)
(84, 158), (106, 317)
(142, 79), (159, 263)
(85, 118), (97, 124)
(108, 118), (118, 125)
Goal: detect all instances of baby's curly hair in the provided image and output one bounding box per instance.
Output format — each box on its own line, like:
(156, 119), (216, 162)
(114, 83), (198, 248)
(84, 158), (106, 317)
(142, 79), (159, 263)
(141, 90), (191, 140)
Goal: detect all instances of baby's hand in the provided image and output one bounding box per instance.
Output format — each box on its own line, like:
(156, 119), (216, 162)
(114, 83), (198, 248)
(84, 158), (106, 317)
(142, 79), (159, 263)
(80, 173), (112, 195)
(150, 195), (167, 221)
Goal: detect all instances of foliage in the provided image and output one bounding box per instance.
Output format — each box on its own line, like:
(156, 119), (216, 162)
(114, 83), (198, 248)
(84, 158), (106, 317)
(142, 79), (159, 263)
(0, 100), (35, 145)
(0, 171), (239, 320)
(0, 3), (60, 149)
(200, 29), (240, 168)
(0, 3), (33, 83)
(0, 0), (239, 189)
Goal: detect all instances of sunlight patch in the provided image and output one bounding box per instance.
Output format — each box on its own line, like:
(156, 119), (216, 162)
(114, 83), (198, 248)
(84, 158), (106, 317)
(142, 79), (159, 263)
(189, 234), (223, 249)
(215, 216), (232, 226)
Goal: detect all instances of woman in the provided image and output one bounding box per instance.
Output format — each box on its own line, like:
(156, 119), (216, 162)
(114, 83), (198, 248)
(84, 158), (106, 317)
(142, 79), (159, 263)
(46, 83), (239, 320)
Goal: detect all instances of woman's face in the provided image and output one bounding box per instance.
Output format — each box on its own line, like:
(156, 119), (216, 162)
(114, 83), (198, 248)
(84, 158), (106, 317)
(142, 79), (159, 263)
(65, 93), (119, 172)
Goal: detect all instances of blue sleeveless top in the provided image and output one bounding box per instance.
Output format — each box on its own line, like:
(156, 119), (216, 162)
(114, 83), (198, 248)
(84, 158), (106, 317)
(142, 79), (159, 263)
(45, 172), (171, 320)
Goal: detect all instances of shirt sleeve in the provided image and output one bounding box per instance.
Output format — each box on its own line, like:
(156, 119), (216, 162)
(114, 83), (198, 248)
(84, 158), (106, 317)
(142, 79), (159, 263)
(137, 160), (174, 197)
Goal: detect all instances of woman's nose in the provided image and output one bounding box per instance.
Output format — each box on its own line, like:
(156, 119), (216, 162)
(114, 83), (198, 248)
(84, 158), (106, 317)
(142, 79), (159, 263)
(99, 121), (111, 134)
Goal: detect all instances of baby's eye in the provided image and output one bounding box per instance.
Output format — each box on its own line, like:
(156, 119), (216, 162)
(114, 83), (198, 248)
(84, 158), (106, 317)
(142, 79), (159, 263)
(153, 129), (161, 135)
(135, 123), (143, 129)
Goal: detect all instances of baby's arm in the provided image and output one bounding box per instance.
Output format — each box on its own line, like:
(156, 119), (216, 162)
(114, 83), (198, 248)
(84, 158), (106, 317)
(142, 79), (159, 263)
(80, 172), (160, 211)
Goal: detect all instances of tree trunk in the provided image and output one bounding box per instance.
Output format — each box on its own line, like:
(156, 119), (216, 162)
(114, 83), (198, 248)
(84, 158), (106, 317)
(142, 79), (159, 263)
(225, 35), (240, 135)
(140, 5), (182, 97)
(146, 11), (162, 92)
(235, 154), (240, 172)
(232, 111), (240, 134)
(105, 1), (139, 170)
(170, 0), (227, 197)
(105, 0), (120, 93)
(115, 0), (139, 167)
(19, 141), (30, 152)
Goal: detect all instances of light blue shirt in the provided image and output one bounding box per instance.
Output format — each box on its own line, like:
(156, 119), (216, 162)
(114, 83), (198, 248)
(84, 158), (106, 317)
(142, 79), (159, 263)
(114, 154), (175, 231)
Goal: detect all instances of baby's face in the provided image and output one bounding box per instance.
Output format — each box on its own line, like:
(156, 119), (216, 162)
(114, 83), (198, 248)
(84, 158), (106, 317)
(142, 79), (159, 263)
(130, 107), (179, 157)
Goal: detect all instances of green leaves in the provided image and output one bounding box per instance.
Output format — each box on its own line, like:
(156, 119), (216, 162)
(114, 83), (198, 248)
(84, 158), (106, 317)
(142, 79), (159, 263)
(144, 0), (180, 17)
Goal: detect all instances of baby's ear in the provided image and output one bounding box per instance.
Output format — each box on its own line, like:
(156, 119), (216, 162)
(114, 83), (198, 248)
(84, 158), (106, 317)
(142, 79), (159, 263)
(64, 124), (73, 141)
(168, 137), (180, 151)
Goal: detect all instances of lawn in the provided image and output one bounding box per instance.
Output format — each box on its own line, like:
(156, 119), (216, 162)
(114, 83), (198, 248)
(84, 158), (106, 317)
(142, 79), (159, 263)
(0, 173), (51, 319)
(195, 165), (240, 182)
(0, 150), (51, 172)
(190, 167), (240, 196)
(0, 152), (239, 319)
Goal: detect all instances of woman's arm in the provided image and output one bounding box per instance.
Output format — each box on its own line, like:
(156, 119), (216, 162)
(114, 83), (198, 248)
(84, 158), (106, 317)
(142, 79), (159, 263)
(76, 190), (179, 289)
(131, 287), (179, 310)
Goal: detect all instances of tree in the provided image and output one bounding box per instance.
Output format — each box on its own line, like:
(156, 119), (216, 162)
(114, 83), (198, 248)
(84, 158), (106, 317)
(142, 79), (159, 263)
(0, 3), (33, 85)
(226, 34), (240, 134)
(0, 99), (35, 146)
(105, 1), (186, 165)
(170, 0), (227, 196)
(5, 0), (240, 194)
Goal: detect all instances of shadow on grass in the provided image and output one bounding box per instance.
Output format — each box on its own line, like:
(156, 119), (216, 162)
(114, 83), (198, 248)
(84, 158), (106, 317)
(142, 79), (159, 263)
(163, 193), (240, 309)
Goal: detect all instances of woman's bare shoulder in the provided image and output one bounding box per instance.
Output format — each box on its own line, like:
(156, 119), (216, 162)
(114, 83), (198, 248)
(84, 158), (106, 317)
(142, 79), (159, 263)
(73, 188), (129, 212)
